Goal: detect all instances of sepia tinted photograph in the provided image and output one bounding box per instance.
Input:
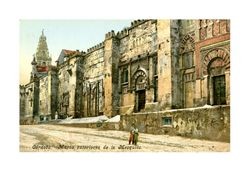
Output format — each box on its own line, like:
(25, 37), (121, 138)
(19, 19), (230, 152)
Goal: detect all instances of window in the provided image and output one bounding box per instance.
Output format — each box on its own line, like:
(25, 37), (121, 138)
(154, 58), (158, 75)
(154, 78), (158, 102)
(30, 99), (33, 107)
(121, 68), (128, 83)
(162, 117), (172, 126)
(183, 52), (193, 69)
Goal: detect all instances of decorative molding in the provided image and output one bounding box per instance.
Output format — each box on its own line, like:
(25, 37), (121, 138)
(180, 33), (195, 54)
(203, 48), (230, 75)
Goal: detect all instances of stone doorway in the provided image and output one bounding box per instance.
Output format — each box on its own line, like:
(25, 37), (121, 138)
(133, 68), (148, 112)
(213, 75), (226, 105)
(136, 90), (146, 112)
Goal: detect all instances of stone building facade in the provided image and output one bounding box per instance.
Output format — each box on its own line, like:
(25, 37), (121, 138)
(20, 19), (230, 125)
(20, 30), (55, 122)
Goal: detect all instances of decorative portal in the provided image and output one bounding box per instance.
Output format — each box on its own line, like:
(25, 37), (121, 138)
(132, 68), (148, 91)
(133, 69), (147, 112)
(205, 48), (229, 105)
(203, 48), (230, 76)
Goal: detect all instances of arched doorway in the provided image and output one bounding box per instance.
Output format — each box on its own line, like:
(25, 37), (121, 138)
(203, 48), (230, 105)
(133, 70), (147, 112)
(208, 58), (226, 105)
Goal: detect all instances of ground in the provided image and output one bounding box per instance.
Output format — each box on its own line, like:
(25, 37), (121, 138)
(20, 124), (229, 152)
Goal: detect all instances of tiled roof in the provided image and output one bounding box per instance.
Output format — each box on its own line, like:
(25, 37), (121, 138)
(62, 49), (77, 56)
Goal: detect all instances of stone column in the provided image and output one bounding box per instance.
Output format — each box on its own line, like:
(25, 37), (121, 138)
(128, 62), (131, 90)
(207, 20), (213, 38)
(194, 20), (200, 42)
(148, 56), (153, 86)
(225, 70), (230, 105)
(195, 79), (202, 107)
(202, 75), (209, 105)
(103, 31), (119, 117)
(48, 71), (52, 117)
(157, 20), (172, 109)
(145, 56), (154, 104)
(68, 58), (77, 117)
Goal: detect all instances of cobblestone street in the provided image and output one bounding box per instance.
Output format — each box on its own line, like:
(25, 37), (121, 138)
(20, 124), (229, 152)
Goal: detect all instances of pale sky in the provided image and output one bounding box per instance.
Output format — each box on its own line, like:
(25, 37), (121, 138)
(19, 20), (132, 85)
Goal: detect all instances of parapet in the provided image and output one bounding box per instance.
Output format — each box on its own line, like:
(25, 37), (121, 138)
(86, 41), (104, 53)
(105, 30), (115, 39)
(116, 27), (129, 38)
(130, 19), (148, 28)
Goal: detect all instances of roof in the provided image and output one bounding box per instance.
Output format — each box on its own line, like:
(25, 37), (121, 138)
(57, 49), (80, 65)
(62, 49), (77, 56)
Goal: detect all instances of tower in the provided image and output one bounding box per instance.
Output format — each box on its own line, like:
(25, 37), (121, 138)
(30, 55), (37, 82)
(30, 30), (52, 80)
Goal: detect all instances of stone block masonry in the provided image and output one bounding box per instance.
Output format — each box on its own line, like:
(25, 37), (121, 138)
(120, 105), (230, 142)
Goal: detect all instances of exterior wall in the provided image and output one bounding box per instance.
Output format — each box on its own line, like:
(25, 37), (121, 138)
(39, 76), (50, 117)
(178, 20), (230, 108)
(157, 20), (172, 109)
(81, 45), (105, 117)
(57, 57), (77, 117)
(20, 78), (39, 120)
(104, 31), (119, 117)
(20, 19), (230, 135)
(56, 46), (105, 118)
(24, 82), (35, 117)
(194, 20), (230, 106)
(20, 86), (26, 118)
(120, 105), (230, 142)
(38, 68), (58, 119)
(19, 85), (35, 124)
(118, 20), (158, 114)
(170, 20), (182, 108)
(50, 68), (58, 119)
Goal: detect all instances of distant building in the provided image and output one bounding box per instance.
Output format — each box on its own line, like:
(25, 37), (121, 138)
(20, 19), (230, 122)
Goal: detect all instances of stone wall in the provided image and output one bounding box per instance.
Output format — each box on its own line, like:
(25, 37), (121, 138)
(120, 105), (230, 142)
(104, 31), (119, 117)
(118, 20), (157, 60)
(57, 57), (77, 117)
(157, 20), (172, 109)
(50, 68), (58, 119)
(39, 75), (50, 116)
(23, 81), (38, 118)
(19, 86), (26, 117)
(82, 46), (105, 117)
(170, 20), (182, 109)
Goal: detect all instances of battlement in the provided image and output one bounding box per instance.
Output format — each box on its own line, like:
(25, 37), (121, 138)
(87, 42), (104, 53)
(130, 19), (148, 28)
(105, 30), (115, 39)
(81, 51), (86, 55)
(116, 27), (129, 38)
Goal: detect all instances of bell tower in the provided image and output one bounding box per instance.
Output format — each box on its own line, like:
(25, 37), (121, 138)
(30, 29), (52, 80)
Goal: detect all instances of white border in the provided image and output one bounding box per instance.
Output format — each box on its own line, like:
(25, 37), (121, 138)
(1, 0), (250, 172)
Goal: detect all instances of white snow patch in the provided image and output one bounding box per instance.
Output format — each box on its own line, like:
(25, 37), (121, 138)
(105, 115), (120, 123)
(59, 115), (109, 124)
(202, 104), (213, 108)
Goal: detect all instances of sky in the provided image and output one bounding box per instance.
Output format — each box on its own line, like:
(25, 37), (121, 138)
(19, 20), (132, 85)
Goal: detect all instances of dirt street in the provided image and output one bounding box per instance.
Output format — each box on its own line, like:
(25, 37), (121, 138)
(20, 124), (229, 152)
